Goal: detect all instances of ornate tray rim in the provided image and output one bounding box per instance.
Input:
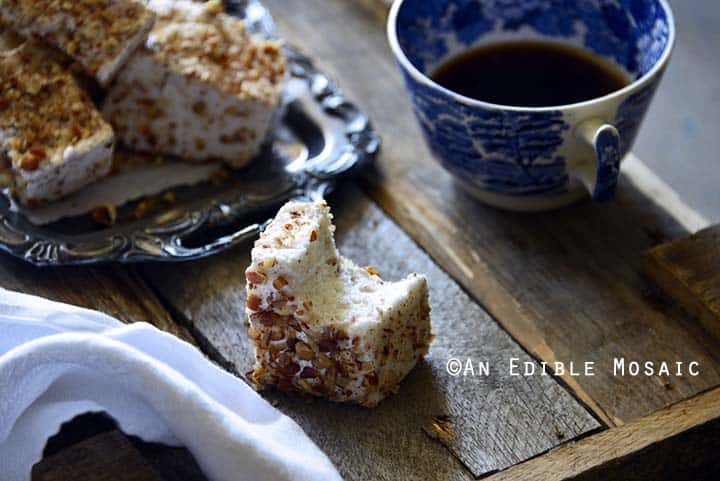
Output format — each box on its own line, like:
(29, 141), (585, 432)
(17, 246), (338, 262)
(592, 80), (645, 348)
(0, 1), (380, 266)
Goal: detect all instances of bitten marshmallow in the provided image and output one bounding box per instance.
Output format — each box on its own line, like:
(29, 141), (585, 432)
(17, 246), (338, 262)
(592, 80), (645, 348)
(245, 201), (433, 407)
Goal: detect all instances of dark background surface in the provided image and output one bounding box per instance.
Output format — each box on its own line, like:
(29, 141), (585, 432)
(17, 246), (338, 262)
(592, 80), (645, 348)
(638, 0), (719, 222)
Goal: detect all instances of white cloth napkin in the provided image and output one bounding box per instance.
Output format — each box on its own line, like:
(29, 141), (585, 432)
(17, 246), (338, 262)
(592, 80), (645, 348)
(0, 288), (342, 481)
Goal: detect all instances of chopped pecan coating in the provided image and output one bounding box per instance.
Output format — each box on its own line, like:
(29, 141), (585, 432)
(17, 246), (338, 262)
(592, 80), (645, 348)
(0, 0), (155, 83)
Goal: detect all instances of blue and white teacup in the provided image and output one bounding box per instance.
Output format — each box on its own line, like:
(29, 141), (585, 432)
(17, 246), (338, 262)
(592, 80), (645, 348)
(388, 0), (675, 211)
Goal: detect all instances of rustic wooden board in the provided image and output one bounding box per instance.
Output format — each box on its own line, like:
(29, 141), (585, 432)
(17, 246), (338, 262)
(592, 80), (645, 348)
(36, 400), (208, 481)
(0, 257), (194, 342)
(43, 414), (208, 481)
(0, 257), (202, 478)
(261, 0), (720, 426)
(142, 186), (600, 480)
(486, 386), (720, 481)
(645, 225), (720, 341)
(32, 431), (163, 481)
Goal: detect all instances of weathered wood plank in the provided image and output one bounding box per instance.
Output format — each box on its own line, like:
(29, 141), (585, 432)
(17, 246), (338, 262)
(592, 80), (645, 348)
(622, 155), (710, 233)
(40, 412), (209, 481)
(353, 0), (390, 21)
(645, 225), (720, 341)
(32, 431), (163, 481)
(132, 441), (208, 481)
(486, 386), (720, 481)
(142, 186), (600, 480)
(261, 0), (720, 425)
(0, 257), (194, 342)
(3, 258), (202, 478)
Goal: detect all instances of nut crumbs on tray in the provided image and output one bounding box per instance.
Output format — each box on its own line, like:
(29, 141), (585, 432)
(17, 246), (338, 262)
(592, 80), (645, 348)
(91, 204), (117, 226)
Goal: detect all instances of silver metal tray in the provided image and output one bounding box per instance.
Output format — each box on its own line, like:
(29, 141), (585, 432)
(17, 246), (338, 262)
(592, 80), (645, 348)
(0, 1), (379, 266)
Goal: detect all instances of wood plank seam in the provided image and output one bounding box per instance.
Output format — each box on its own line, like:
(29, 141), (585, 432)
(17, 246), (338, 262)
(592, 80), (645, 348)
(345, 0), (719, 426)
(138, 267), (244, 377)
(474, 427), (608, 480)
(140, 185), (600, 480)
(644, 225), (720, 343)
(484, 385), (720, 481)
(115, 267), (200, 343)
(358, 182), (613, 432)
(362, 179), (619, 428)
(138, 232), (479, 480)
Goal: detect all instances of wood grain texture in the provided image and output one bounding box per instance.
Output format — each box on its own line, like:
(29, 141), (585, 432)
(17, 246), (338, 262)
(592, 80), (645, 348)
(352, 0), (391, 21)
(0, 256), (195, 342)
(623, 155), (710, 233)
(40, 414), (209, 481)
(261, 0), (720, 425)
(645, 225), (720, 341)
(142, 186), (600, 480)
(32, 431), (163, 481)
(485, 386), (720, 481)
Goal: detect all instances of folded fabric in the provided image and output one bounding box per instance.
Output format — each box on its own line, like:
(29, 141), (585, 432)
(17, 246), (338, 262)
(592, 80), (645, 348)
(0, 288), (342, 481)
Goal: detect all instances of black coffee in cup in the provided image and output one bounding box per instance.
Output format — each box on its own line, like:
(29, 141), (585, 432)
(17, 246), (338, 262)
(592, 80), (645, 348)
(431, 41), (632, 107)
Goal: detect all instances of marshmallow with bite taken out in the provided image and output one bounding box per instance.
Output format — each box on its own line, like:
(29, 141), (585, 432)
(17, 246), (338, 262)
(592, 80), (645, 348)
(245, 201), (433, 408)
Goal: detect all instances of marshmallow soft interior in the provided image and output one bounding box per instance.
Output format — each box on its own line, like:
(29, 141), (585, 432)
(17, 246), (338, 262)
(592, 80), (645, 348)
(245, 201), (433, 407)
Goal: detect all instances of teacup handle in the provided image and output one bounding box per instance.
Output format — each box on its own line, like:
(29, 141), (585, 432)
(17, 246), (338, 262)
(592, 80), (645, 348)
(574, 118), (621, 202)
